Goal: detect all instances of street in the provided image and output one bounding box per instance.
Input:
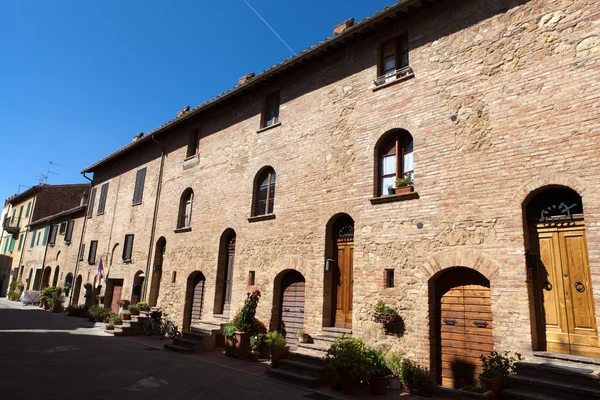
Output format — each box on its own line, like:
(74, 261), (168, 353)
(0, 299), (319, 400)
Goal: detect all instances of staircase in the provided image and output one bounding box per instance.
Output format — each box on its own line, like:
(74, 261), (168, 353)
(104, 315), (147, 336)
(504, 352), (600, 399)
(266, 350), (327, 387)
(163, 319), (226, 354)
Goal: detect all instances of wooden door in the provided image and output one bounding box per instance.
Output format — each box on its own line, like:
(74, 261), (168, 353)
(281, 278), (305, 346)
(334, 240), (353, 329)
(536, 223), (599, 356)
(110, 283), (123, 314)
(72, 276), (82, 306)
(191, 275), (205, 326)
(441, 284), (493, 388)
(223, 238), (235, 316)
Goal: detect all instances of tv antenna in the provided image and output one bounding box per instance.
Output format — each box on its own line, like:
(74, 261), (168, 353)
(36, 161), (61, 184)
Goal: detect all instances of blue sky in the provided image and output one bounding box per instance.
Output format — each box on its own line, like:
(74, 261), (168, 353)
(0, 0), (393, 204)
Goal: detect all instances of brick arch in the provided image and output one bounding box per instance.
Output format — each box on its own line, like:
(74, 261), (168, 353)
(365, 118), (423, 154)
(512, 172), (589, 207)
(270, 255), (309, 280)
(416, 249), (501, 283)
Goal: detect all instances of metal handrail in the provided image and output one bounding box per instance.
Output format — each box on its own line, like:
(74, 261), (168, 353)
(374, 66), (414, 86)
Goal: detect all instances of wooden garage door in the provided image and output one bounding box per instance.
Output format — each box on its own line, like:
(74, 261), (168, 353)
(281, 280), (305, 347)
(191, 276), (205, 326)
(441, 284), (493, 388)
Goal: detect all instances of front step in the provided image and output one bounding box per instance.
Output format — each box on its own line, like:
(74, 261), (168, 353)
(267, 349), (326, 388)
(295, 342), (329, 357)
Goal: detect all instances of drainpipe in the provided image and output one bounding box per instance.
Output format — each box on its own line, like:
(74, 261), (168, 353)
(17, 193), (37, 286)
(69, 173), (93, 305)
(142, 136), (165, 302)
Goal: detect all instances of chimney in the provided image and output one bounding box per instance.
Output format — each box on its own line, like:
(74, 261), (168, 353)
(177, 105), (191, 118)
(132, 132), (144, 142)
(238, 72), (255, 86)
(333, 18), (354, 36)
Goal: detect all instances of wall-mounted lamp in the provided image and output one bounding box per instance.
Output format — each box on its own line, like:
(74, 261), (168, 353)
(325, 258), (336, 272)
(525, 250), (537, 271)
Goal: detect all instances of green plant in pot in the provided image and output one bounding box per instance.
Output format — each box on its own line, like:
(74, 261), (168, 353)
(366, 347), (388, 395)
(459, 384), (492, 400)
(106, 323), (115, 331)
(7, 280), (20, 301)
(109, 313), (123, 326)
(249, 333), (264, 362)
(479, 351), (521, 400)
(122, 311), (131, 320)
(128, 304), (140, 316)
(386, 353), (403, 390)
(136, 301), (150, 312)
(231, 290), (261, 359)
(223, 323), (237, 357)
(295, 328), (310, 343)
(39, 287), (58, 310)
(88, 305), (104, 322)
(324, 335), (370, 395)
(395, 173), (414, 195)
(373, 299), (398, 323)
(400, 359), (435, 397)
(50, 292), (65, 313)
(265, 331), (288, 368)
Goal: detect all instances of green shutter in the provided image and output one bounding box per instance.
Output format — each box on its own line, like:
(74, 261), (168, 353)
(30, 230), (36, 248)
(42, 226), (49, 245)
(9, 236), (15, 252)
(3, 238), (8, 253)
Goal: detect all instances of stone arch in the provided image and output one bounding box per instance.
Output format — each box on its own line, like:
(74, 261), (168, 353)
(149, 236), (166, 307)
(416, 250), (501, 283)
(214, 228), (237, 315)
(131, 270), (145, 305)
(365, 118), (423, 154)
(52, 266), (60, 287)
(110, 243), (119, 266)
(513, 173), (589, 208)
(72, 275), (82, 306)
(183, 271), (206, 332)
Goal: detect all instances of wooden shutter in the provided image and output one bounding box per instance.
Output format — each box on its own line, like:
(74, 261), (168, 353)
(65, 220), (75, 243)
(25, 202), (31, 218)
(133, 168), (146, 205)
(123, 235), (134, 261)
(79, 244), (85, 261)
(42, 226), (49, 245)
(48, 224), (58, 245)
(97, 183), (109, 214)
(88, 241), (98, 264)
(87, 187), (97, 218)
(30, 230), (36, 248)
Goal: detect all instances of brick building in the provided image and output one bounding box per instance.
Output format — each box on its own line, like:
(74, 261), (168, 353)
(76, 0), (600, 387)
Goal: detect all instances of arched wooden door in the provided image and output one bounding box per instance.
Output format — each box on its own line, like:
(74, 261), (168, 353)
(191, 274), (205, 327)
(72, 275), (82, 306)
(441, 284), (493, 388)
(280, 271), (306, 346)
(41, 267), (51, 289)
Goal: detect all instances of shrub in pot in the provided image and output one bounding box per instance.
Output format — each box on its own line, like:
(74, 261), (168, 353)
(88, 305), (104, 322)
(460, 384), (492, 400)
(231, 290), (261, 359)
(386, 353), (403, 390)
(395, 173), (414, 195)
(324, 335), (370, 395)
(39, 287), (58, 309)
(128, 304), (140, 316)
(122, 312), (131, 321)
(400, 359), (435, 397)
(366, 347), (388, 394)
(51, 293), (65, 313)
(136, 301), (150, 312)
(249, 333), (264, 362)
(223, 323), (237, 357)
(106, 323), (115, 331)
(109, 314), (123, 326)
(479, 351), (521, 400)
(373, 299), (398, 323)
(266, 331), (289, 368)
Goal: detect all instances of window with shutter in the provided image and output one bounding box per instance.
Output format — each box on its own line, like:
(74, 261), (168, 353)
(65, 220), (75, 243)
(79, 244), (85, 261)
(48, 225), (58, 245)
(25, 202), (31, 218)
(30, 230), (36, 248)
(42, 226), (49, 246)
(132, 168), (146, 205)
(17, 234), (23, 251)
(97, 182), (109, 215)
(88, 241), (98, 264)
(123, 234), (134, 261)
(9, 236), (15, 252)
(4, 238), (9, 253)
(59, 222), (67, 235)
(87, 187), (97, 218)
(17, 206), (23, 226)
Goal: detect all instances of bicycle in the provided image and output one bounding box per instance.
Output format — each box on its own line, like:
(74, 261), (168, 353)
(161, 313), (181, 339)
(142, 310), (167, 339)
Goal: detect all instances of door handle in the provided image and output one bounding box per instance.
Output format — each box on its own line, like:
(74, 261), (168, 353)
(443, 319), (456, 326)
(543, 280), (553, 291)
(575, 281), (585, 293)
(473, 321), (488, 328)
(283, 307), (290, 312)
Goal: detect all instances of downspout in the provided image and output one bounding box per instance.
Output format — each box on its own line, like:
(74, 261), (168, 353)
(17, 193), (36, 285)
(69, 172), (93, 305)
(142, 136), (165, 301)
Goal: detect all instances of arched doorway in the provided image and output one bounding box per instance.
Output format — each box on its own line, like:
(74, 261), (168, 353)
(524, 186), (598, 356)
(64, 272), (73, 297)
(323, 214), (354, 329)
(272, 269), (306, 347)
(131, 271), (145, 305)
(52, 266), (60, 287)
(149, 237), (165, 307)
(183, 271), (206, 332)
(41, 267), (52, 289)
(431, 267), (492, 388)
(26, 268), (33, 290)
(72, 275), (82, 306)
(214, 229), (236, 316)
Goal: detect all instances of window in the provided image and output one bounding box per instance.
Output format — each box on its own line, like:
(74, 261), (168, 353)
(59, 222), (67, 235)
(248, 271), (256, 285)
(379, 34), (409, 77)
(97, 182), (109, 215)
(123, 234), (134, 261)
(377, 130), (414, 196)
(30, 230), (36, 248)
(88, 241), (98, 264)
(65, 220), (75, 243)
(42, 226), (49, 246)
(253, 168), (276, 216)
(48, 224), (58, 246)
(132, 168), (147, 205)
(261, 91), (280, 128)
(171, 271), (177, 283)
(17, 206), (23, 226)
(79, 244), (85, 261)
(10, 209), (15, 224)
(8, 236), (15, 252)
(87, 187), (97, 218)
(385, 269), (395, 288)
(25, 202), (31, 218)
(186, 130), (200, 158)
(177, 189), (194, 229)
(4, 237), (9, 253)
(17, 234), (23, 251)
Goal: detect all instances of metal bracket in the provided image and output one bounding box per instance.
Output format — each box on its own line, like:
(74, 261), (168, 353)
(474, 321), (488, 328)
(443, 319), (457, 326)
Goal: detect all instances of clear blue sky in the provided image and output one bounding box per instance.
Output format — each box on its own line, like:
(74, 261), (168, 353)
(0, 0), (393, 203)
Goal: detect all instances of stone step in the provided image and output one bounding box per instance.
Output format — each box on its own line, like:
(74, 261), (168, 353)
(509, 374), (600, 399)
(278, 358), (325, 376)
(288, 350), (325, 365)
(266, 367), (322, 387)
(533, 351), (600, 367)
(311, 334), (340, 344)
(321, 327), (351, 335)
(174, 336), (205, 350)
(295, 342), (329, 356)
(513, 360), (600, 389)
(503, 388), (562, 400)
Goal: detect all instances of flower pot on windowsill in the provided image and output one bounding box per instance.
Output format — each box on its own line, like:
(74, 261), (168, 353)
(387, 187), (396, 196)
(395, 185), (414, 195)
(479, 376), (503, 400)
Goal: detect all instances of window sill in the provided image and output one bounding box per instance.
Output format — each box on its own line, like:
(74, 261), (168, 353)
(122, 259), (132, 264)
(248, 214), (276, 223)
(181, 154), (199, 169)
(256, 122), (281, 133)
(174, 227), (192, 233)
(371, 73), (415, 92)
(369, 192), (419, 204)
(97, 212), (104, 216)
(132, 202), (142, 207)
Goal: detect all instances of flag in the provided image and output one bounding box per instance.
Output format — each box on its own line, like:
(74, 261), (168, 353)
(95, 257), (104, 288)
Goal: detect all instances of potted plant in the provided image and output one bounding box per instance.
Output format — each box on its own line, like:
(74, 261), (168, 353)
(136, 301), (150, 312)
(106, 323), (115, 331)
(366, 347), (388, 394)
(51, 292), (65, 313)
(400, 359), (435, 397)
(479, 351), (522, 400)
(223, 323), (237, 357)
(324, 335), (370, 395)
(265, 331), (289, 368)
(117, 299), (130, 310)
(122, 311), (131, 321)
(373, 299), (398, 323)
(386, 353), (403, 390)
(460, 384), (492, 399)
(128, 304), (140, 316)
(395, 173), (414, 195)
(249, 334), (264, 362)
(109, 314), (123, 326)
(88, 305), (103, 322)
(387, 185), (395, 195)
(231, 290), (261, 359)
(295, 328), (310, 343)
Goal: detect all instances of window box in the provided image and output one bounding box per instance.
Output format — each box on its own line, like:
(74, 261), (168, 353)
(248, 214), (276, 223)
(395, 185), (414, 195)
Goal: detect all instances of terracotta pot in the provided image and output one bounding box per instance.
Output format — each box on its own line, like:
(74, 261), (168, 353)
(395, 186), (414, 195)
(403, 384), (433, 397)
(369, 376), (388, 394)
(114, 320), (123, 326)
(234, 332), (250, 359)
(248, 351), (260, 362)
(270, 345), (290, 368)
(122, 314), (131, 320)
(339, 371), (361, 395)
(479, 376), (502, 400)
(298, 333), (310, 343)
(259, 342), (270, 359)
(460, 388), (493, 400)
(388, 376), (402, 390)
(52, 305), (62, 313)
(130, 309), (140, 316)
(224, 337), (236, 356)
(39, 302), (45, 309)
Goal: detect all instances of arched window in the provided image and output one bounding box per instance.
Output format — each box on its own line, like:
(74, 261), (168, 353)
(376, 130), (413, 196)
(178, 189), (194, 229)
(253, 168), (276, 216)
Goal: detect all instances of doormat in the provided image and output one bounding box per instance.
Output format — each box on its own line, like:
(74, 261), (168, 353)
(303, 393), (335, 400)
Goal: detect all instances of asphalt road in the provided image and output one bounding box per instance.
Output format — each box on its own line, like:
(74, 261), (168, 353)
(0, 299), (317, 400)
